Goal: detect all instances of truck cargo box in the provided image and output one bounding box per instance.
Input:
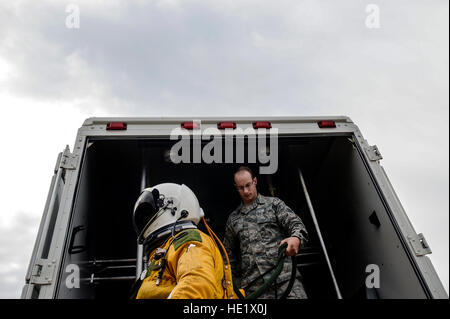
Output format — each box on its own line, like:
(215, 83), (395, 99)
(21, 117), (448, 299)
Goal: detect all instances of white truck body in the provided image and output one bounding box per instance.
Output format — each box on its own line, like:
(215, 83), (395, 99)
(21, 116), (448, 299)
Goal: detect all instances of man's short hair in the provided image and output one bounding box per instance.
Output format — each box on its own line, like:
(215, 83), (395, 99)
(234, 166), (255, 180)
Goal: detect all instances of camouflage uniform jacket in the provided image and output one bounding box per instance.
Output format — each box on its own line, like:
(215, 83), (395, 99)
(224, 194), (308, 291)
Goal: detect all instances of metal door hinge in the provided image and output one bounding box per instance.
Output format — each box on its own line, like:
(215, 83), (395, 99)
(365, 145), (383, 161)
(30, 259), (57, 285)
(408, 233), (432, 256)
(60, 146), (78, 170)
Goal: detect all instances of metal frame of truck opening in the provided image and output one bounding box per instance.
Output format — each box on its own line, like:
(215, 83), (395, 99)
(21, 117), (448, 299)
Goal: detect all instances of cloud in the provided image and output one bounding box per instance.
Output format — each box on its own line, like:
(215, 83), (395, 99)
(0, 212), (40, 299)
(1, 1), (448, 117)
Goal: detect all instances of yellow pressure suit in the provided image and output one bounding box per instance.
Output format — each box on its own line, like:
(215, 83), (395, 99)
(136, 229), (236, 299)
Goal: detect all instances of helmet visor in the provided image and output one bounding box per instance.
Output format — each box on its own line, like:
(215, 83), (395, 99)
(133, 189), (160, 235)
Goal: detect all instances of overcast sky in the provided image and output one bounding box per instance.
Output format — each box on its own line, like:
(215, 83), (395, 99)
(0, 0), (448, 298)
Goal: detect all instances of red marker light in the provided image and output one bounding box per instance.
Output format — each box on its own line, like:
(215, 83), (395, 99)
(106, 122), (127, 130)
(181, 122), (200, 130)
(252, 121), (272, 129)
(217, 122), (236, 129)
(317, 121), (336, 128)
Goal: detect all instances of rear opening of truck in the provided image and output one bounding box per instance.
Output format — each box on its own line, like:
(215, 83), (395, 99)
(22, 117), (447, 299)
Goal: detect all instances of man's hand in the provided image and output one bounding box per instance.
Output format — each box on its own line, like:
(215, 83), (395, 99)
(280, 237), (300, 256)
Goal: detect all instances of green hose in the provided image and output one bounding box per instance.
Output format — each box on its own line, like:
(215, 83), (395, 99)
(234, 243), (297, 299)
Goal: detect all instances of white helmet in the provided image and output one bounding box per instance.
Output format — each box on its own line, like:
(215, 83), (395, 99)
(133, 183), (205, 244)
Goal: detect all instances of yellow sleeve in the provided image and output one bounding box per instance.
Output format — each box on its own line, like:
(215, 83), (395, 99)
(168, 239), (219, 299)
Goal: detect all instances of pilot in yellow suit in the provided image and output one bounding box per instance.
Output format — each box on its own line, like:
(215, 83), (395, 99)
(131, 183), (236, 299)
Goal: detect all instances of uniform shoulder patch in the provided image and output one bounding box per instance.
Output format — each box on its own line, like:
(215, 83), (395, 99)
(173, 229), (202, 251)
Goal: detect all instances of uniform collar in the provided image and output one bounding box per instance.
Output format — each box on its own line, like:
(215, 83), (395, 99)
(238, 193), (265, 215)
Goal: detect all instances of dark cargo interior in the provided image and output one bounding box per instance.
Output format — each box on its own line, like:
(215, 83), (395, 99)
(54, 135), (429, 299)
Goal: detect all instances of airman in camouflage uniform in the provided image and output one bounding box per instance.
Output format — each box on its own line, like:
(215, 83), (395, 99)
(224, 167), (309, 299)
